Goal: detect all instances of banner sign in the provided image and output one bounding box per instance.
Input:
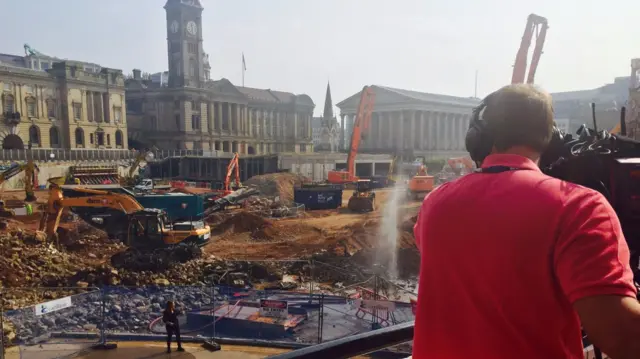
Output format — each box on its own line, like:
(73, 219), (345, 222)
(35, 296), (73, 316)
(259, 299), (288, 319)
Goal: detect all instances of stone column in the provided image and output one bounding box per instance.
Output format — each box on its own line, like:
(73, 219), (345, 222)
(293, 112), (298, 141)
(248, 108), (253, 137)
(340, 114), (346, 150)
(216, 102), (223, 132)
(397, 111), (404, 150)
(429, 112), (436, 150)
(376, 113), (383, 150)
(410, 111), (417, 149)
(419, 111), (426, 150)
(97, 92), (104, 123)
(308, 114), (312, 139)
(385, 112), (393, 149)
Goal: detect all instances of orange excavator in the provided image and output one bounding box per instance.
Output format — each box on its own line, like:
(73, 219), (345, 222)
(327, 86), (377, 212)
(406, 159), (435, 201)
(511, 14), (548, 85)
(327, 86), (375, 184)
(212, 152), (242, 197)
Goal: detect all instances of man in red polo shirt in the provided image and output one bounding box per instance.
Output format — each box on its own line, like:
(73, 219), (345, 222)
(412, 84), (640, 359)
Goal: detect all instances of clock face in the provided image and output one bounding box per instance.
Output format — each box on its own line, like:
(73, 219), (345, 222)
(186, 21), (197, 36)
(170, 20), (179, 34)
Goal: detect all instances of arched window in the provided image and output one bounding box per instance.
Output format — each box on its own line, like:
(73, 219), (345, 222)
(75, 128), (84, 147)
(90, 133), (94, 145)
(49, 127), (60, 147)
(2, 94), (15, 114)
(115, 130), (123, 147)
(107, 134), (111, 146)
(46, 98), (56, 118)
(28, 125), (40, 147)
(25, 97), (37, 118)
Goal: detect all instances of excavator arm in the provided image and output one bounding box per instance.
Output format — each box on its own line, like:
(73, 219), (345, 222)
(0, 160), (39, 202)
(511, 14), (548, 84)
(224, 153), (241, 191)
(39, 184), (145, 239)
(327, 86), (376, 184)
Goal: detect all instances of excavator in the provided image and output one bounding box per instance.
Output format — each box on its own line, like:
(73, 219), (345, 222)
(39, 181), (211, 269)
(327, 86), (376, 212)
(0, 160), (39, 216)
(210, 152), (242, 198)
(120, 150), (154, 187)
(406, 161), (435, 201)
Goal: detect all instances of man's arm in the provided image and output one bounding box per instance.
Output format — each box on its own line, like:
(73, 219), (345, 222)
(555, 190), (640, 359)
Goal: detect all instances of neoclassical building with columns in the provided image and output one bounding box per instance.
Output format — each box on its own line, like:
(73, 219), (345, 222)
(125, 0), (314, 155)
(336, 86), (480, 158)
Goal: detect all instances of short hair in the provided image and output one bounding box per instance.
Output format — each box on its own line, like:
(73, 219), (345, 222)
(483, 84), (554, 153)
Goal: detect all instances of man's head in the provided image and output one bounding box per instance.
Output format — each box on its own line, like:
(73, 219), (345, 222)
(473, 84), (554, 162)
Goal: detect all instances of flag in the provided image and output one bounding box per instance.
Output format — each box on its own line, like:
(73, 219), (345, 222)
(242, 53), (247, 71)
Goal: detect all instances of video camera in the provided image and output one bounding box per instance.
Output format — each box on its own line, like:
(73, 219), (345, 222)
(540, 104), (640, 282)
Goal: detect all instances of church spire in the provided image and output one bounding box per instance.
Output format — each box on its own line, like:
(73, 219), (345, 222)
(323, 81), (333, 120)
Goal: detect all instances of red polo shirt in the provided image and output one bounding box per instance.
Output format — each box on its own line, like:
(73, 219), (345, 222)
(412, 154), (636, 359)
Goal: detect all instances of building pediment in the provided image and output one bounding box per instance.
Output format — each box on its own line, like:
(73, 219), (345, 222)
(337, 85), (481, 113)
(207, 78), (246, 98)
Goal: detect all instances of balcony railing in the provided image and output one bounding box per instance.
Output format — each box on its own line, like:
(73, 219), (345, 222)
(0, 149), (229, 162)
(266, 321), (414, 359)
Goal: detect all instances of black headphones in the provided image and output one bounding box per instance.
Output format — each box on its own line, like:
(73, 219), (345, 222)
(465, 95), (493, 167)
(465, 93), (565, 167)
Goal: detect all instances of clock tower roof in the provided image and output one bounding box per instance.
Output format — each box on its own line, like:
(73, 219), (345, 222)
(164, 0), (203, 9)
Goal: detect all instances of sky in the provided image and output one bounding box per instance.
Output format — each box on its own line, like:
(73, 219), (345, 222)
(1, 0), (639, 116)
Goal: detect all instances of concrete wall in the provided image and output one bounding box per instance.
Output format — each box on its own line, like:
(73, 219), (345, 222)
(278, 153), (393, 182)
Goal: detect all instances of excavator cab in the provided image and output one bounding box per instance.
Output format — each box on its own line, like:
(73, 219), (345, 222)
(127, 209), (167, 248)
(347, 179), (376, 212)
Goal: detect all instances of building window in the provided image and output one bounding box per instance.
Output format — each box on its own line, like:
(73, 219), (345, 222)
(114, 106), (122, 123)
(107, 134), (111, 146)
(75, 128), (84, 147)
(192, 114), (201, 130)
(2, 94), (14, 113)
(115, 130), (123, 148)
(28, 125), (40, 147)
(97, 131), (105, 146)
(41, 62), (50, 70)
(188, 43), (197, 54)
(24, 85), (34, 94)
(3, 83), (12, 92)
(175, 114), (180, 130)
(26, 97), (37, 118)
(191, 101), (197, 110)
(90, 133), (94, 145)
(46, 99), (56, 118)
(49, 127), (60, 147)
(73, 102), (82, 120)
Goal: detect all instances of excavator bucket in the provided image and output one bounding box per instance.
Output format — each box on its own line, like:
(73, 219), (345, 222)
(347, 194), (375, 212)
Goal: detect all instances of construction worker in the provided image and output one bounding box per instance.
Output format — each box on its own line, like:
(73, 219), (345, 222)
(412, 84), (640, 359)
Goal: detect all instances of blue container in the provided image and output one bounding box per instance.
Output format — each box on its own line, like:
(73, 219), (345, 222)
(294, 188), (343, 210)
(135, 193), (205, 221)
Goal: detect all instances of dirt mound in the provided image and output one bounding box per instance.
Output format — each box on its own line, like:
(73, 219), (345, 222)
(244, 172), (309, 204)
(214, 211), (279, 241)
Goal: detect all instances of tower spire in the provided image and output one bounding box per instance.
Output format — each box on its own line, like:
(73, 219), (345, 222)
(323, 81), (334, 121)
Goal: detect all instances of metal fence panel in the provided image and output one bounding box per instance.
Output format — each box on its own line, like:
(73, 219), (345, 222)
(2, 287), (102, 358)
(102, 286), (214, 338)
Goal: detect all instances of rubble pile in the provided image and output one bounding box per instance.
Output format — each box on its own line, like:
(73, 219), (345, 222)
(213, 211), (280, 240)
(244, 172), (309, 204)
(242, 196), (297, 218)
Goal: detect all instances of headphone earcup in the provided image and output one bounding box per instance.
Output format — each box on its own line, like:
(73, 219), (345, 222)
(465, 105), (493, 166)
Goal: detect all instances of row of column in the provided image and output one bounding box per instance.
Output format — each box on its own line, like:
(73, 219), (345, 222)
(194, 101), (312, 141)
(84, 91), (107, 123)
(341, 110), (471, 151)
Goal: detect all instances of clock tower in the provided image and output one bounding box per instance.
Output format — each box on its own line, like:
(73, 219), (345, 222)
(164, 0), (205, 88)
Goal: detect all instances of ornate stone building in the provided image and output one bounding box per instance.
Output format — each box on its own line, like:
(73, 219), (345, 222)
(336, 86), (479, 158)
(0, 45), (127, 149)
(125, 0), (314, 154)
(313, 82), (340, 152)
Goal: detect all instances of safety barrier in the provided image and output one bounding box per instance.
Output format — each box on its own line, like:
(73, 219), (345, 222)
(1, 263), (415, 358)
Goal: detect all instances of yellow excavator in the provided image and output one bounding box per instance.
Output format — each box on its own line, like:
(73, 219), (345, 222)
(39, 181), (211, 269)
(0, 160), (38, 216)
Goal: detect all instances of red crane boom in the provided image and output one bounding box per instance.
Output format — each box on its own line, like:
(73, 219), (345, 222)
(511, 14), (548, 84)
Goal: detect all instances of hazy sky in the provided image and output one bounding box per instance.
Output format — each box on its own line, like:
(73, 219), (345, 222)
(1, 0), (638, 116)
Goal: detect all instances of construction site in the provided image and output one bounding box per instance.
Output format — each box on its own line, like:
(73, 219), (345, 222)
(3, 8), (640, 358)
